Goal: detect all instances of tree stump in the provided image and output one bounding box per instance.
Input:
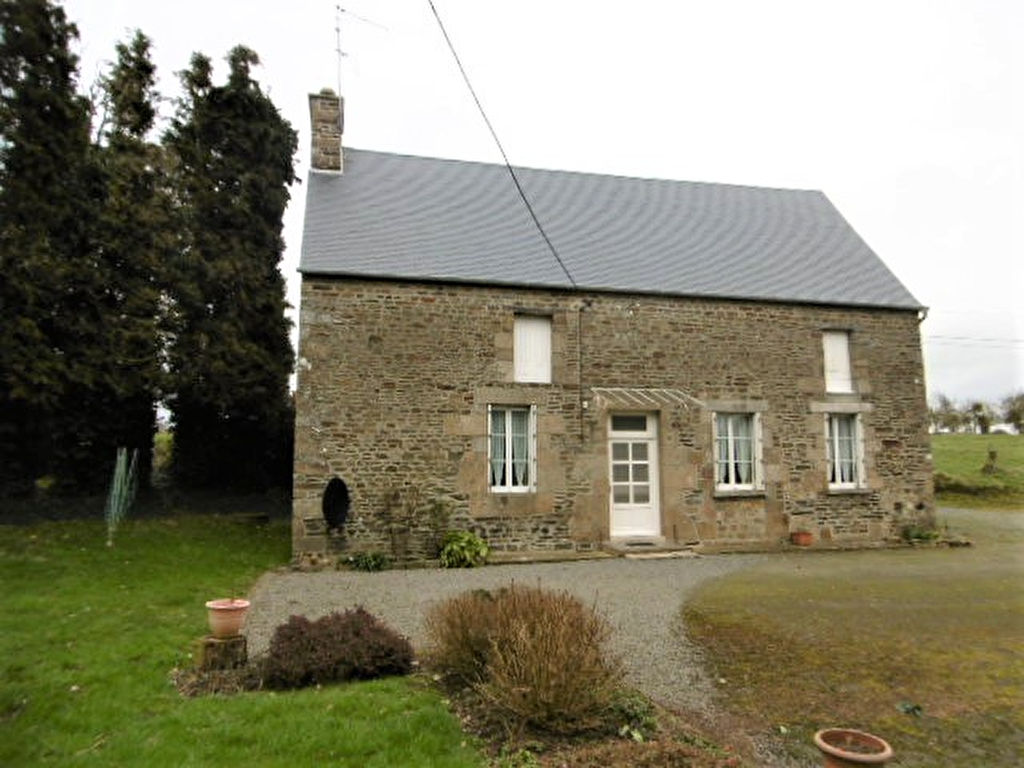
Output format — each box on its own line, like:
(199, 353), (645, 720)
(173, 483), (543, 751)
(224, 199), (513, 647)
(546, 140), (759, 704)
(981, 449), (998, 475)
(199, 634), (248, 670)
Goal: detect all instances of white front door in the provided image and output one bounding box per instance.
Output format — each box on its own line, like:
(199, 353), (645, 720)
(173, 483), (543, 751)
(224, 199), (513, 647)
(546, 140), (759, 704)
(608, 413), (660, 538)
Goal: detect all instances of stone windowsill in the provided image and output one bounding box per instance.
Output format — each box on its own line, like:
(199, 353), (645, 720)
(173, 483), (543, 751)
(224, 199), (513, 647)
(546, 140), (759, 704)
(713, 489), (766, 499)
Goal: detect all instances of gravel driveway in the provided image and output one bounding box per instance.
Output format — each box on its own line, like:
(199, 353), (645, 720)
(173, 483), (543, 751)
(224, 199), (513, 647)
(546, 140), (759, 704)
(245, 552), (762, 714)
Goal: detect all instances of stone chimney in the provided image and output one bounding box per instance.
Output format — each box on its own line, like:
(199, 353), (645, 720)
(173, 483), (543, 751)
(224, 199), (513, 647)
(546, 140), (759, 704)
(309, 88), (343, 172)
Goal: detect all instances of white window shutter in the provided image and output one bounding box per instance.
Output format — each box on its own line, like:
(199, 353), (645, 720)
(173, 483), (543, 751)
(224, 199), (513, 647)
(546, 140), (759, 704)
(823, 331), (853, 393)
(514, 316), (552, 383)
(754, 413), (765, 489)
(529, 404), (538, 490)
(825, 414), (833, 478)
(486, 402), (493, 472)
(855, 414), (866, 487)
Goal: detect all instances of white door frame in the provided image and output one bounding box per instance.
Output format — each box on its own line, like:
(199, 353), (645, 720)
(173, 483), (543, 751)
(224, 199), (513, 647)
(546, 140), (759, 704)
(608, 413), (661, 539)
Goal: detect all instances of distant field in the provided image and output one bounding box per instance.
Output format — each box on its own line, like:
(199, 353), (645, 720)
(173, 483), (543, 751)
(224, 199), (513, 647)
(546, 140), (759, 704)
(931, 433), (1023, 509)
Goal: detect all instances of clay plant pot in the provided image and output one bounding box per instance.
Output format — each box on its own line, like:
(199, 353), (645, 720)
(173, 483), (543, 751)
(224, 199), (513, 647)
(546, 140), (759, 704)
(205, 598), (251, 638)
(814, 728), (893, 767)
(790, 530), (813, 546)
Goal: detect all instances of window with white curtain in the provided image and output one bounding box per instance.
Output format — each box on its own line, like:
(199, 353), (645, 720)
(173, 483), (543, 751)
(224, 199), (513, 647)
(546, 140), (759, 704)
(514, 315), (552, 383)
(827, 413), (864, 488)
(488, 405), (537, 492)
(823, 331), (853, 393)
(714, 412), (763, 490)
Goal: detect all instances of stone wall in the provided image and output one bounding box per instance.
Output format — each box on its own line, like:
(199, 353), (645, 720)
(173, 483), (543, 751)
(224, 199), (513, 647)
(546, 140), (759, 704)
(293, 277), (934, 558)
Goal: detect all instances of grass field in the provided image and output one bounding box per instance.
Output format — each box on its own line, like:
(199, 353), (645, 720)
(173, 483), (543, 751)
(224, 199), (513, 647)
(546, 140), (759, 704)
(932, 433), (1024, 509)
(683, 507), (1024, 766)
(0, 513), (483, 767)
(1, 432), (1018, 766)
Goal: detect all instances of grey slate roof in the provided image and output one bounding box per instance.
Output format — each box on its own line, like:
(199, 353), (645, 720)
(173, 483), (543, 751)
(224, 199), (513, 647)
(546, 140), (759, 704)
(301, 148), (921, 310)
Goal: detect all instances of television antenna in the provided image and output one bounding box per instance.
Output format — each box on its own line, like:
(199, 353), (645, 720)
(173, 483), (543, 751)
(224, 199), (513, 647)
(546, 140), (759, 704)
(335, 5), (387, 96)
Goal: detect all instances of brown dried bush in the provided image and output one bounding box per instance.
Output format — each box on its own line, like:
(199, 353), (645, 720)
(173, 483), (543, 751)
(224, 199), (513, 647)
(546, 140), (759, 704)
(423, 588), (499, 686)
(425, 585), (623, 734)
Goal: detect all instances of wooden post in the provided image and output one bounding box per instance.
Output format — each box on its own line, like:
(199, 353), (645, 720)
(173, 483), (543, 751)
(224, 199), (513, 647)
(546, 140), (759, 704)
(199, 635), (248, 670)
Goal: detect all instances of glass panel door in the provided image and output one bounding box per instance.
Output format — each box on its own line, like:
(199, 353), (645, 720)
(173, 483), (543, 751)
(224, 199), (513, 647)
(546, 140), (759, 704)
(608, 414), (660, 538)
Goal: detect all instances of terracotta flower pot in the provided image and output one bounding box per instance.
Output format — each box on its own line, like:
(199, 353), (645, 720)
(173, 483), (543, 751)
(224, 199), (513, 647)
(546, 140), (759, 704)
(205, 598), (251, 638)
(814, 728), (893, 767)
(791, 530), (813, 546)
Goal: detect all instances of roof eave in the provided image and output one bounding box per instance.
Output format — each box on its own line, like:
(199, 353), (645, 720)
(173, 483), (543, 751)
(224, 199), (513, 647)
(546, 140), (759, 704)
(297, 268), (925, 313)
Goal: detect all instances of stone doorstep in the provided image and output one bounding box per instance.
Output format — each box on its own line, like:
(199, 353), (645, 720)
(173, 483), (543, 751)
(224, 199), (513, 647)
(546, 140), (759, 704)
(487, 549), (617, 565)
(604, 537), (698, 559)
(622, 549), (699, 560)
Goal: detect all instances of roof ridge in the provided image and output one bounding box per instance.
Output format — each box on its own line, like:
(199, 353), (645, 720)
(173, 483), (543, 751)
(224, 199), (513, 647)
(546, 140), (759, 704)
(341, 146), (824, 195)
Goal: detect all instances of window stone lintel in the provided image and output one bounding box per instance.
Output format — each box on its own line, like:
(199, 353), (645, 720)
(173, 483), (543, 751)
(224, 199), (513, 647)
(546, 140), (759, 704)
(707, 399), (768, 412)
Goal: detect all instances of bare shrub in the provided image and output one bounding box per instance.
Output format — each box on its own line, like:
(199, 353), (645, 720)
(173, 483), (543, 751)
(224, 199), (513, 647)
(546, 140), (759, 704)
(423, 588), (499, 686)
(425, 585), (623, 735)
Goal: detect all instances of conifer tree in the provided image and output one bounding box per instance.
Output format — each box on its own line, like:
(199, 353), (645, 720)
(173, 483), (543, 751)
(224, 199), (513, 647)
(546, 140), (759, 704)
(165, 47), (297, 488)
(91, 30), (174, 488)
(0, 0), (96, 492)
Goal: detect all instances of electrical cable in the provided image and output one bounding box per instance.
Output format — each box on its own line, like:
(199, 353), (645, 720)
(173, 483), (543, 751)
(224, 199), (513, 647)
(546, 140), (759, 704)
(926, 335), (1023, 344)
(426, 0), (577, 288)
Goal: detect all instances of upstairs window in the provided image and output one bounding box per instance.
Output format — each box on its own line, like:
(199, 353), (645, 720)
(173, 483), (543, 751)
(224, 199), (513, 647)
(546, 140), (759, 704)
(714, 413), (763, 490)
(514, 315), (551, 383)
(826, 413), (864, 489)
(823, 331), (853, 393)
(488, 405), (537, 492)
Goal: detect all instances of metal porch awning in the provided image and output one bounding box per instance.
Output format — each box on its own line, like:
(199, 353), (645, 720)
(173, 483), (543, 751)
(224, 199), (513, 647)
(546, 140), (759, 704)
(591, 387), (707, 410)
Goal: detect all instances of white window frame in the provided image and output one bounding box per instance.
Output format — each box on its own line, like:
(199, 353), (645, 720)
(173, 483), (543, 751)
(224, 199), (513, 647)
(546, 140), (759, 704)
(487, 404), (538, 493)
(513, 315), (552, 384)
(823, 331), (853, 393)
(713, 412), (764, 491)
(826, 413), (865, 489)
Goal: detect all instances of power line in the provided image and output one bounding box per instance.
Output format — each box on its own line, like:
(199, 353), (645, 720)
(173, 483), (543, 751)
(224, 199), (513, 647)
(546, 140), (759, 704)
(924, 334), (1024, 350)
(926, 335), (1024, 344)
(426, 0), (577, 288)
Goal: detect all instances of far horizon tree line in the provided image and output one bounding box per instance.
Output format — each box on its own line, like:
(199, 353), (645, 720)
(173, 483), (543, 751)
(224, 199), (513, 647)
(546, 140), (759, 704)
(929, 392), (1023, 435)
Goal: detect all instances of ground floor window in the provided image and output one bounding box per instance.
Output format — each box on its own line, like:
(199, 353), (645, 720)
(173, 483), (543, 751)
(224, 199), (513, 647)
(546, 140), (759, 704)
(488, 405), (537, 492)
(714, 412), (762, 490)
(827, 413), (864, 488)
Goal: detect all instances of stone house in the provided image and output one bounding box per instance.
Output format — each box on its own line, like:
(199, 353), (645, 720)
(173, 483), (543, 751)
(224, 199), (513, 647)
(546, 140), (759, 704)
(293, 90), (934, 560)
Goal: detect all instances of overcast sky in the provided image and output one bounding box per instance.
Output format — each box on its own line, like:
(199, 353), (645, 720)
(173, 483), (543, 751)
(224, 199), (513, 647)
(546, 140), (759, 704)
(63, 0), (1022, 405)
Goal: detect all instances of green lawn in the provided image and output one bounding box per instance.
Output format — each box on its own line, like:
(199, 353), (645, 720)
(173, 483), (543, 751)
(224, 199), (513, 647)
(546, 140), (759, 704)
(0, 513), (482, 767)
(683, 508), (1024, 766)
(932, 433), (1024, 508)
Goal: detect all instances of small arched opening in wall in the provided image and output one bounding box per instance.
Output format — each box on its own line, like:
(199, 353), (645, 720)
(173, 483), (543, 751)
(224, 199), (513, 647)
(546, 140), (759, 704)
(322, 477), (350, 532)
